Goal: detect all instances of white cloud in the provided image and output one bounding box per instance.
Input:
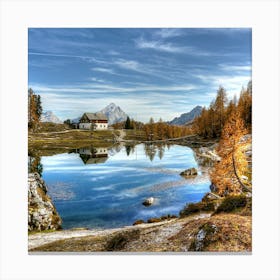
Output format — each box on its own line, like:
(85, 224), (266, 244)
(219, 64), (251, 72)
(193, 73), (251, 98)
(91, 67), (115, 74)
(115, 59), (141, 71)
(90, 77), (105, 83)
(108, 50), (119, 56)
(29, 52), (107, 64)
(135, 37), (215, 56)
(30, 82), (197, 95)
(135, 37), (186, 53)
(155, 28), (184, 38)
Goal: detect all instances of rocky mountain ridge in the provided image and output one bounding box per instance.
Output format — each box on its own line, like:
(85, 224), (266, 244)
(169, 105), (203, 125)
(98, 103), (128, 125)
(41, 111), (62, 124)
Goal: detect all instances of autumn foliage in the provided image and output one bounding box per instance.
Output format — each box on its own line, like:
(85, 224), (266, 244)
(193, 82), (252, 196)
(193, 82), (252, 138)
(28, 88), (42, 131)
(210, 110), (249, 196)
(143, 118), (193, 141)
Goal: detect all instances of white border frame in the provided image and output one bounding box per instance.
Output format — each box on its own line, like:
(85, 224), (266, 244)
(1, 0), (280, 279)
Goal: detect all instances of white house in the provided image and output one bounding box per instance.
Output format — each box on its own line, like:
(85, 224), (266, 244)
(79, 112), (108, 130)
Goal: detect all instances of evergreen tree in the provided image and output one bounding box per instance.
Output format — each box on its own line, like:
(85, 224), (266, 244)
(36, 95), (42, 120)
(125, 116), (132, 129)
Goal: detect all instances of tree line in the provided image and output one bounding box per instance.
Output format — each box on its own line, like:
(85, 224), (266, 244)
(143, 118), (193, 141)
(193, 81), (252, 138)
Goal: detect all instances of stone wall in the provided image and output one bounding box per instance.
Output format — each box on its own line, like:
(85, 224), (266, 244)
(28, 173), (62, 231)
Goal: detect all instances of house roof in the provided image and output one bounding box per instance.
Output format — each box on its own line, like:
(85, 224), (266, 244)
(79, 154), (108, 164)
(82, 112), (108, 121)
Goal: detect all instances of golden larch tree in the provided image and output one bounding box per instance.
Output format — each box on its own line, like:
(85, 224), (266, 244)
(210, 110), (249, 196)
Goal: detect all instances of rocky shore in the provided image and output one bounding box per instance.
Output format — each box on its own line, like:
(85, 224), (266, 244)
(28, 173), (62, 231)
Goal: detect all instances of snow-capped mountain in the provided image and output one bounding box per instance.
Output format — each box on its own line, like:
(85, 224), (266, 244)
(98, 103), (128, 125)
(169, 106), (203, 125)
(40, 111), (62, 124)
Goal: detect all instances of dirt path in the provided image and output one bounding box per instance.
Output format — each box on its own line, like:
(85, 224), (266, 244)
(29, 214), (211, 252)
(29, 130), (77, 135)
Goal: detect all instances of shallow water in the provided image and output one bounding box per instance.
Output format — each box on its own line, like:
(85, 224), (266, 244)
(40, 144), (210, 229)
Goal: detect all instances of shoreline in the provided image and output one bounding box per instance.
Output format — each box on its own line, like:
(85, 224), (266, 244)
(29, 213), (212, 252)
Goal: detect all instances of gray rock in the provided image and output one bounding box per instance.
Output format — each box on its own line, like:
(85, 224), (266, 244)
(180, 167), (198, 177)
(192, 224), (218, 251)
(28, 173), (62, 231)
(143, 197), (154, 206)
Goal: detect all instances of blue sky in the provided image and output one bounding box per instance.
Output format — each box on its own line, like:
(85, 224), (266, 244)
(28, 28), (251, 122)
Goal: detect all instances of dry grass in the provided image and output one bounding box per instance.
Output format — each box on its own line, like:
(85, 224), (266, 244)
(170, 214), (252, 252)
(29, 129), (116, 151)
(123, 129), (146, 141)
(30, 212), (251, 252)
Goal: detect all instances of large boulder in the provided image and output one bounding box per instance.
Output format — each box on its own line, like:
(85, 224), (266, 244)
(180, 167), (198, 177)
(142, 197), (154, 206)
(28, 173), (62, 231)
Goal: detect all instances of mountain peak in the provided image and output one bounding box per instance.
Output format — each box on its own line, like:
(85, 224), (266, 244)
(41, 111), (62, 124)
(107, 102), (117, 108)
(99, 103), (128, 125)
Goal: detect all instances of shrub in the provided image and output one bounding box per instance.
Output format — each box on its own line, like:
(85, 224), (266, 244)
(215, 195), (247, 213)
(179, 201), (215, 217)
(147, 218), (162, 223)
(105, 230), (140, 251)
(133, 219), (145, 226)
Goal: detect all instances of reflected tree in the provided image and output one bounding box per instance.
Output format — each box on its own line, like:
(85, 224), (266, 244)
(157, 144), (165, 160)
(125, 145), (132, 156)
(125, 145), (135, 156)
(144, 144), (157, 162)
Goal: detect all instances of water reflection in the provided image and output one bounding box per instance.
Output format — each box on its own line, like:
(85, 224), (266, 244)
(78, 146), (108, 165)
(125, 145), (136, 156)
(32, 144), (210, 229)
(143, 143), (166, 162)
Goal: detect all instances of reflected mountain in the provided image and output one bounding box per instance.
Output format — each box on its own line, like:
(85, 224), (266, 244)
(78, 146), (108, 164)
(107, 145), (122, 157)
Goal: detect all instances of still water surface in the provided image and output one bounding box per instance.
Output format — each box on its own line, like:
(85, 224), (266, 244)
(41, 144), (210, 229)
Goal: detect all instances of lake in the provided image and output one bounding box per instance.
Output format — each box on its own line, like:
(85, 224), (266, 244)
(38, 144), (210, 229)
